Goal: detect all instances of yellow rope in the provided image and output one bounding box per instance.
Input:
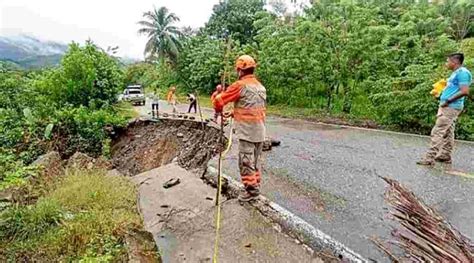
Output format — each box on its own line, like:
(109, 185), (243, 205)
(213, 118), (233, 263)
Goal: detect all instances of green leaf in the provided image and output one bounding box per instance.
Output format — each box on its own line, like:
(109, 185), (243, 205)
(23, 108), (34, 123)
(44, 123), (54, 140)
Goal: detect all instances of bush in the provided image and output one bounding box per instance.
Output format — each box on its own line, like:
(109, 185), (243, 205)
(0, 150), (38, 190)
(37, 41), (124, 109)
(156, 0), (473, 139)
(0, 41), (130, 165)
(51, 106), (127, 158)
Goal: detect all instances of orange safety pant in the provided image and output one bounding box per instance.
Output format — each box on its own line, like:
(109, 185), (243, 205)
(238, 139), (263, 192)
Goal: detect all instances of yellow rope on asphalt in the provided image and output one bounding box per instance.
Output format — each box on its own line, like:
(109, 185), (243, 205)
(213, 117), (233, 263)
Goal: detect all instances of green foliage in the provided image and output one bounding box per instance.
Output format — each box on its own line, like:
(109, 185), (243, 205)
(461, 38), (474, 69)
(138, 6), (183, 63)
(154, 0), (474, 139)
(0, 150), (38, 190)
(51, 106), (127, 158)
(0, 61), (22, 72)
(0, 199), (63, 241)
(177, 36), (228, 94)
(0, 169), (141, 261)
(124, 62), (157, 87)
(37, 41), (124, 109)
(0, 71), (32, 149)
(0, 41), (130, 189)
(153, 62), (180, 92)
(369, 64), (440, 132)
(438, 0), (474, 40)
(51, 169), (137, 212)
(124, 60), (182, 97)
(44, 124), (54, 140)
(205, 0), (265, 44)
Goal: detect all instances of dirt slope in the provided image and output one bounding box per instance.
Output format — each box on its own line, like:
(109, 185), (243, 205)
(111, 119), (223, 176)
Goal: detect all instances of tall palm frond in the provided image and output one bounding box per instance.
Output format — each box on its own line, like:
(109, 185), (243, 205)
(137, 6), (184, 63)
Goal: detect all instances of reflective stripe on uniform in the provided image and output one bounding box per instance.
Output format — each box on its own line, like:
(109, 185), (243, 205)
(241, 173), (259, 187)
(234, 107), (266, 122)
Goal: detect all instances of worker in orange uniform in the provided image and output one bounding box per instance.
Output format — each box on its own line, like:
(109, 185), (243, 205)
(211, 84), (224, 122)
(167, 86), (178, 113)
(212, 55), (267, 202)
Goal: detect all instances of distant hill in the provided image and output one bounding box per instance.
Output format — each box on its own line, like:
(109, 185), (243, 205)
(0, 35), (68, 69)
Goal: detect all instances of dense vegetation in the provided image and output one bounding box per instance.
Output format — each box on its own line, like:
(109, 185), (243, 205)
(1, 41), (128, 185)
(0, 0), (472, 260)
(0, 41), (146, 261)
(131, 0), (474, 139)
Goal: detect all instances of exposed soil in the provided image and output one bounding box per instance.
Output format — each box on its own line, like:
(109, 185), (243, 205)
(111, 119), (223, 176)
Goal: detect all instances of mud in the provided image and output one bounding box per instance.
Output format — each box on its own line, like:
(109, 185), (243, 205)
(111, 119), (223, 176)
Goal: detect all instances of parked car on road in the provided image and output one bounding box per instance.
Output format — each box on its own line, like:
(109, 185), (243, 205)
(120, 85), (145, 105)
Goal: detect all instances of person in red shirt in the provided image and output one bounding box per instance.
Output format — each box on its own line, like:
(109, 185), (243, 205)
(212, 55), (267, 202)
(211, 84), (223, 121)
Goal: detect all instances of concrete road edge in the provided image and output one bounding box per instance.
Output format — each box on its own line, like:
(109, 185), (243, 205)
(204, 165), (368, 263)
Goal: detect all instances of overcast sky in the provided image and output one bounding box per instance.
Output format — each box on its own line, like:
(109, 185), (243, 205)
(0, 0), (220, 59)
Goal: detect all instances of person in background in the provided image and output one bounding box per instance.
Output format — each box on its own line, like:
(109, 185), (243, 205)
(211, 84), (223, 121)
(187, 92), (197, 113)
(417, 53), (471, 166)
(151, 91), (159, 118)
(167, 86), (178, 113)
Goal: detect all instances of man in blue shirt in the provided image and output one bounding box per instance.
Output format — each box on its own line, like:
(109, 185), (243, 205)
(418, 53), (471, 166)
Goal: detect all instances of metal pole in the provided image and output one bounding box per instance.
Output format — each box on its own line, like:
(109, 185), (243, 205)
(215, 31), (231, 206)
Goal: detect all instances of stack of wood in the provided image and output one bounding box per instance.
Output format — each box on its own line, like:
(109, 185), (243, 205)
(379, 177), (473, 262)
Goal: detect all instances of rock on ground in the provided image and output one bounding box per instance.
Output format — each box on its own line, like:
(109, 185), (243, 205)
(66, 152), (112, 170)
(125, 229), (160, 263)
(132, 163), (322, 263)
(32, 151), (63, 177)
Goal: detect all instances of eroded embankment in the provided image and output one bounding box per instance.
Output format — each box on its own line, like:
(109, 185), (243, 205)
(110, 119), (223, 176)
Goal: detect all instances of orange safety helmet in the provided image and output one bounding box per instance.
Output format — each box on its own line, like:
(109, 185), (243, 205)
(235, 55), (256, 70)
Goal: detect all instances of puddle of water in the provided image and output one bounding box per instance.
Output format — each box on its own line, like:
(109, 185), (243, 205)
(154, 229), (178, 263)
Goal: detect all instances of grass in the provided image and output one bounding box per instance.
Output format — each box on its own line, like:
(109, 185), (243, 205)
(113, 101), (139, 120)
(266, 104), (379, 128)
(267, 104), (354, 122)
(192, 94), (377, 128)
(197, 95), (213, 108)
(267, 105), (326, 119)
(0, 169), (149, 262)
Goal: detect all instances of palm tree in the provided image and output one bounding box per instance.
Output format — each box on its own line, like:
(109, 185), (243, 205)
(138, 7), (183, 63)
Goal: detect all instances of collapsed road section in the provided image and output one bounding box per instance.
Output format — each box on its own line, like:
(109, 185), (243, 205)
(109, 118), (365, 262)
(111, 119), (223, 176)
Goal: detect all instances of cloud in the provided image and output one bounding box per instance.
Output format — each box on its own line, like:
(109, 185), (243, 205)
(0, 0), (218, 59)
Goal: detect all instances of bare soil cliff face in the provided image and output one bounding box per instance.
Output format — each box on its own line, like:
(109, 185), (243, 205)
(111, 119), (223, 176)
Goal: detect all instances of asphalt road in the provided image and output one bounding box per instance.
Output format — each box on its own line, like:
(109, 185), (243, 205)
(138, 99), (474, 261)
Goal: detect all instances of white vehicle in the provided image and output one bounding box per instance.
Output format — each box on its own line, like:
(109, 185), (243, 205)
(120, 85), (145, 105)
